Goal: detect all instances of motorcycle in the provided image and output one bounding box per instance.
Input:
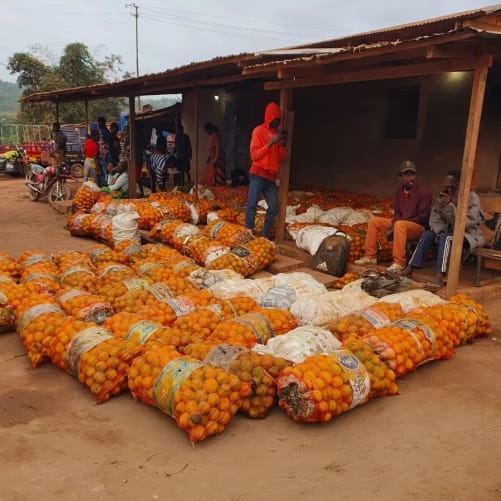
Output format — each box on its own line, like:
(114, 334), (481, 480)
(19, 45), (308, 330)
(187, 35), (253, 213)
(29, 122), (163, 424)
(0, 147), (29, 177)
(25, 162), (77, 203)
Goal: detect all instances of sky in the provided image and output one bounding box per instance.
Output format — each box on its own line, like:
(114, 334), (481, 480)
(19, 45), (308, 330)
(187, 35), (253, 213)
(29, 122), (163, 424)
(0, 0), (497, 87)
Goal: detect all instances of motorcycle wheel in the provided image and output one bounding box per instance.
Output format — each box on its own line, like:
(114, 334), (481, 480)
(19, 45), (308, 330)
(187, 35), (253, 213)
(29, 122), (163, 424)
(26, 175), (40, 201)
(27, 187), (40, 201)
(70, 162), (84, 178)
(48, 182), (72, 204)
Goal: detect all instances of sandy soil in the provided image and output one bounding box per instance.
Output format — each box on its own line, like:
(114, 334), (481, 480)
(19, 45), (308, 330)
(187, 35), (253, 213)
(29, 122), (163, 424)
(0, 176), (500, 501)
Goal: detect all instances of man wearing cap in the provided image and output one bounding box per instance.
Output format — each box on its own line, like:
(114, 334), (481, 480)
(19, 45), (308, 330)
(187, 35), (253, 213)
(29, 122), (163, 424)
(403, 169), (485, 288)
(355, 161), (432, 274)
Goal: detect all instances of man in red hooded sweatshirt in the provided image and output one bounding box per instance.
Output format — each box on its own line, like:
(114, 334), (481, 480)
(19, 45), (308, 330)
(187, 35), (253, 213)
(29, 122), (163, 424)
(245, 102), (288, 239)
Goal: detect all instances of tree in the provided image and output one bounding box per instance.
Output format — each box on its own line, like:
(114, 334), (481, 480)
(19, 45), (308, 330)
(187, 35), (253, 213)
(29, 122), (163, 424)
(7, 43), (126, 126)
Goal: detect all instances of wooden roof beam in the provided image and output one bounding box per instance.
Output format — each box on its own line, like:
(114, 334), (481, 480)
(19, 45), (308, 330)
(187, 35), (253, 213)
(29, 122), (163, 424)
(425, 44), (479, 58)
(265, 55), (493, 90)
(242, 31), (475, 76)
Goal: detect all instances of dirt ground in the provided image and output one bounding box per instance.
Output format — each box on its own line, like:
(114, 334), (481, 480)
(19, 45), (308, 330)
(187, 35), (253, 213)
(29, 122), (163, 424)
(1, 176), (500, 501)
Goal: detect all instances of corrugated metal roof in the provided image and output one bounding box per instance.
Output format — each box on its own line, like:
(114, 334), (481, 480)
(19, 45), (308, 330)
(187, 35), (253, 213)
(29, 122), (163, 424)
(289, 4), (501, 49)
(21, 4), (501, 103)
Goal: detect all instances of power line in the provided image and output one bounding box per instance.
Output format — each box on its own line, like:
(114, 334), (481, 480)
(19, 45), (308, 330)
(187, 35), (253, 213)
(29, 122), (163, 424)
(140, 3), (350, 38)
(140, 12), (309, 44)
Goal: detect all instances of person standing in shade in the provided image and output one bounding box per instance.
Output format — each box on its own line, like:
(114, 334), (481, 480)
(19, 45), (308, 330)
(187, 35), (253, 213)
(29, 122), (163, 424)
(404, 169), (485, 288)
(96, 117), (111, 187)
(201, 122), (226, 186)
(175, 123), (192, 184)
(51, 122), (67, 165)
(149, 136), (168, 192)
(245, 102), (288, 239)
(83, 130), (99, 183)
(354, 161), (432, 274)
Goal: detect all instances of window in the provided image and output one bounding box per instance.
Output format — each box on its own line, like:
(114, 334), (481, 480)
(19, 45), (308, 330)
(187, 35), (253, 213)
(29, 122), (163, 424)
(384, 85), (420, 139)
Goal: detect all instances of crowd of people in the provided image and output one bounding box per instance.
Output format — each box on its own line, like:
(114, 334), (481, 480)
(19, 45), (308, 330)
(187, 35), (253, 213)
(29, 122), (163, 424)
(53, 104), (490, 288)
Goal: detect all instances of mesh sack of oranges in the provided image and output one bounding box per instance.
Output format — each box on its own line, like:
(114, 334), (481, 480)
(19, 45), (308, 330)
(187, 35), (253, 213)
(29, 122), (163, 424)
(15, 293), (66, 367)
(59, 266), (97, 291)
(194, 343), (292, 418)
(19, 250), (54, 269)
(254, 307), (299, 335)
(172, 307), (224, 343)
(206, 246), (258, 277)
(56, 288), (114, 324)
(188, 268), (242, 289)
(20, 266), (60, 295)
(87, 214), (113, 243)
(48, 317), (140, 403)
(420, 302), (476, 346)
(149, 219), (200, 250)
(94, 277), (151, 310)
(103, 311), (189, 351)
(207, 238), (276, 277)
(341, 337), (399, 397)
(141, 243), (182, 261)
(0, 253), (21, 281)
(187, 199), (210, 225)
(66, 212), (94, 236)
(330, 302), (405, 342)
(113, 240), (148, 261)
(277, 350), (372, 423)
(450, 294), (491, 339)
(207, 207), (239, 223)
(72, 183), (101, 212)
(203, 220), (253, 248)
(405, 307), (455, 360)
(206, 307), (297, 348)
(159, 299), (258, 352)
(113, 286), (212, 324)
(128, 200), (165, 230)
(0, 288), (14, 333)
(136, 267), (198, 297)
(182, 234), (230, 267)
(103, 311), (160, 340)
(128, 345), (250, 442)
(170, 258), (202, 278)
(362, 320), (433, 376)
(53, 250), (93, 270)
(87, 245), (128, 266)
(95, 263), (136, 284)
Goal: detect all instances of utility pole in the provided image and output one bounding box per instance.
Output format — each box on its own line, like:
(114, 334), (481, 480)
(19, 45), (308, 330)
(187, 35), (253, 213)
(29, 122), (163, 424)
(125, 3), (141, 111)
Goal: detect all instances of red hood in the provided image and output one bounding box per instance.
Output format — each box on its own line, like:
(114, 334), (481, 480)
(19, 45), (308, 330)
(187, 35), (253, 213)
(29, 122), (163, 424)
(264, 102), (281, 127)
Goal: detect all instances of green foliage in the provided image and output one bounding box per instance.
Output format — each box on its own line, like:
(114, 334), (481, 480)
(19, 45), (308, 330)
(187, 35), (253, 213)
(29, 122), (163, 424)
(0, 81), (22, 115)
(135, 96), (181, 111)
(7, 43), (126, 126)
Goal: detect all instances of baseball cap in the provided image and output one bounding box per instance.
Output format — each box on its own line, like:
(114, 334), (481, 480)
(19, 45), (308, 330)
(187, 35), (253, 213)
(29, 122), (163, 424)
(400, 160), (416, 174)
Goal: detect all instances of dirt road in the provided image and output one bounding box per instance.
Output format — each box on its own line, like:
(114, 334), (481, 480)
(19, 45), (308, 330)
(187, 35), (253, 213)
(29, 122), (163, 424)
(1, 177), (500, 501)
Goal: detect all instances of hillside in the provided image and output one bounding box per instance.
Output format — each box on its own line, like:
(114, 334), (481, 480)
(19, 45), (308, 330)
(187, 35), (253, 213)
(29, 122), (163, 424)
(0, 80), (21, 116)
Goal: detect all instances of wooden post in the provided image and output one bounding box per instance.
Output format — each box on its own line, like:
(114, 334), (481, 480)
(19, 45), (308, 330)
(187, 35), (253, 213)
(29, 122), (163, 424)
(84, 100), (89, 134)
(445, 61), (490, 297)
(193, 88), (199, 202)
(275, 88), (294, 243)
(55, 102), (60, 123)
(128, 96), (137, 199)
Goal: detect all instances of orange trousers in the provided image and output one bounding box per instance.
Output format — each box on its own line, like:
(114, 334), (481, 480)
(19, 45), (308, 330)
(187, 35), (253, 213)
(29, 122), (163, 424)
(364, 217), (426, 266)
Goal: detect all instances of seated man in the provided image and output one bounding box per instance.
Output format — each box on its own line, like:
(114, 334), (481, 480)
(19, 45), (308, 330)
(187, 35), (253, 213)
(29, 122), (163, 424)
(102, 160), (128, 197)
(404, 169), (485, 287)
(355, 161), (432, 274)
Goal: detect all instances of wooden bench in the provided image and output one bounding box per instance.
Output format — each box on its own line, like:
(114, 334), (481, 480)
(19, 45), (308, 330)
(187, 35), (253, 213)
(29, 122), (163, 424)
(472, 247), (501, 286)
